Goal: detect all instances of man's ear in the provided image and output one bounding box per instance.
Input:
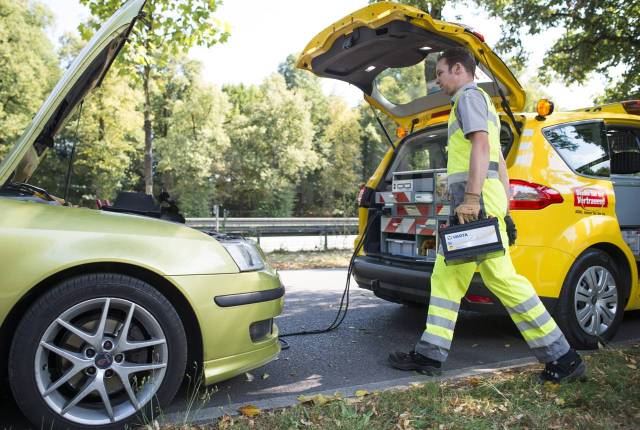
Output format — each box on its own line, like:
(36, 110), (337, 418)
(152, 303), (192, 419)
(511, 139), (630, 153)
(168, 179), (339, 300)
(453, 62), (462, 75)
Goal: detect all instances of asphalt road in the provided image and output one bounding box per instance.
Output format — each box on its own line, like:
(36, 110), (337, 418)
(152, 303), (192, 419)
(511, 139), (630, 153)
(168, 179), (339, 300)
(3, 268), (640, 428)
(165, 268), (640, 418)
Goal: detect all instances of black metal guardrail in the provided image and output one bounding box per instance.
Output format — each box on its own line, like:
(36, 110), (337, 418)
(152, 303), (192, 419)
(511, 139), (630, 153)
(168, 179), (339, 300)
(186, 217), (359, 248)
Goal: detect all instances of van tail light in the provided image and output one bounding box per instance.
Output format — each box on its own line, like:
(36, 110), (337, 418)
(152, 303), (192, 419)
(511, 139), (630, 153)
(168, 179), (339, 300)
(509, 180), (563, 210)
(466, 294), (493, 304)
(357, 184), (366, 206)
(622, 100), (640, 115)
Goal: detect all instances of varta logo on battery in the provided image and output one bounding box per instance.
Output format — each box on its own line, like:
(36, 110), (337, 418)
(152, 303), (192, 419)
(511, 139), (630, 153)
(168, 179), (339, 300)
(450, 232), (470, 239)
(573, 187), (608, 208)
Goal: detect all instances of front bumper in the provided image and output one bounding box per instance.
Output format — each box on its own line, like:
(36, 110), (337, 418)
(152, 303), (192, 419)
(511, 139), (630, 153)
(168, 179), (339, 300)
(166, 269), (284, 379)
(203, 325), (280, 385)
(353, 255), (558, 313)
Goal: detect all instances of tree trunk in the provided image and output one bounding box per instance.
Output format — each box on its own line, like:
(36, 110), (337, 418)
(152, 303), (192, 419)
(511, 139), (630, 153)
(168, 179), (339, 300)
(143, 63), (153, 195)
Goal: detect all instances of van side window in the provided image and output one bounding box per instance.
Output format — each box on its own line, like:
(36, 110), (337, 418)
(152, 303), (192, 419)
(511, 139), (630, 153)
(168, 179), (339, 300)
(500, 121), (514, 157)
(543, 121), (610, 177)
(606, 126), (640, 176)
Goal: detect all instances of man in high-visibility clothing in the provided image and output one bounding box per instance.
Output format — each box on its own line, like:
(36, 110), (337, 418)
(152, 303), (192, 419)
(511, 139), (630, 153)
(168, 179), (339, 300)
(388, 47), (586, 383)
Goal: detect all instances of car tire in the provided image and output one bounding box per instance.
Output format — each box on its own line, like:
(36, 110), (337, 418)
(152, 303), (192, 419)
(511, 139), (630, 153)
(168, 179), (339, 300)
(9, 273), (187, 430)
(555, 249), (626, 349)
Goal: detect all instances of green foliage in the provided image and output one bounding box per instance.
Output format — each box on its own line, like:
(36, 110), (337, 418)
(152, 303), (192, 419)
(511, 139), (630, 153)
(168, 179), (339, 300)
(0, 0), (59, 157)
(153, 59), (230, 217)
(316, 98), (363, 217)
(78, 0), (230, 68)
(78, 0), (230, 194)
(278, 55), (365, 216)
(33, 74), (144, 205)
(484, 0), (640, 102)
(358, 104), (394, 181)
(221, 75), (316, 217)
(522, 76), (552, 111)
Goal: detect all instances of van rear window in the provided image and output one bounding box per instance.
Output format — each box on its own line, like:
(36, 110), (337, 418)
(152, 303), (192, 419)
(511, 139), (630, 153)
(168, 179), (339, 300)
(543, 121), (610, 177)
(385, 127), (448, 183)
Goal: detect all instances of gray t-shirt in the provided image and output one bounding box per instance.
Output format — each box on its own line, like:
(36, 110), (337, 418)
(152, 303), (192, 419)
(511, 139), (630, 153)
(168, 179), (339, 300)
(452, 84), (488, 138)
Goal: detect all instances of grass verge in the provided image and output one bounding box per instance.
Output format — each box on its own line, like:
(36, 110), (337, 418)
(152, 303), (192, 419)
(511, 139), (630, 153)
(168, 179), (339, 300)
(160, 343), (640, 429)
(266, 250), (352, 270)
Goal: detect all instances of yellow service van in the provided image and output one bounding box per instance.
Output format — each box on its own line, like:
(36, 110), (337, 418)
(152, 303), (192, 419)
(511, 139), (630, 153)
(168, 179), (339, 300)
(298, 2), (640, 348)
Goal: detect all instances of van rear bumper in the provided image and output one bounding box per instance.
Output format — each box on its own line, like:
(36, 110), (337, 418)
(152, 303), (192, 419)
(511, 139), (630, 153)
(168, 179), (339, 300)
(352, 255), (558, 313)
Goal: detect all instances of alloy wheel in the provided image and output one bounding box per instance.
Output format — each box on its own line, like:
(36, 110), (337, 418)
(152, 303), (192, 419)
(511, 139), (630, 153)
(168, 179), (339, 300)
(34, 297), (168, 425)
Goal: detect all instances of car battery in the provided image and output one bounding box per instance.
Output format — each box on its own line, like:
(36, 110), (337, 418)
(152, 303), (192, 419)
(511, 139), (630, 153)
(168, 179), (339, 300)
(438, 217), (504, 265)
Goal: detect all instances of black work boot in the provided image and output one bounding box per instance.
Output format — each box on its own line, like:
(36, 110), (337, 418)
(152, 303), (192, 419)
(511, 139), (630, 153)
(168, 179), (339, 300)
(539, 349), (586, 383)
(388, 350), (442, 375)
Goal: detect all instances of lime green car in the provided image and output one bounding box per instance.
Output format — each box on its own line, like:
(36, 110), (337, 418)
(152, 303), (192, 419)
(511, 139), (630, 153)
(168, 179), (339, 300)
(0, 1), (283, 428)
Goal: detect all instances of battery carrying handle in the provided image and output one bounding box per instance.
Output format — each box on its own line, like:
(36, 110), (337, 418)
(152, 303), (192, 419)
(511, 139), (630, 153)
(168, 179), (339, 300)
(448, 209), (487, 227)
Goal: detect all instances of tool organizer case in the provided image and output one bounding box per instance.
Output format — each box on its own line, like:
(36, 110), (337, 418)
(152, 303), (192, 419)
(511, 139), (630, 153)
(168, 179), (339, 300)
(376, 169), (450, 261)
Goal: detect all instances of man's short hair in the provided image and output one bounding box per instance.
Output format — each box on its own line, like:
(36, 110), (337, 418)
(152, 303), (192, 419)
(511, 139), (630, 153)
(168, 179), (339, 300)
(437, 47), (476, 76)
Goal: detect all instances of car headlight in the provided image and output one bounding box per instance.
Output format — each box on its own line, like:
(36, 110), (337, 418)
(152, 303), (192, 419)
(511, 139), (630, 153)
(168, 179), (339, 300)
(220, 239), (266, 272)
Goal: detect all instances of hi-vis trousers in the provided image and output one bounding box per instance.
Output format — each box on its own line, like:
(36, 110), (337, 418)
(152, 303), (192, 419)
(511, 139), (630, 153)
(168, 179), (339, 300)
(415, 179), (571, 364)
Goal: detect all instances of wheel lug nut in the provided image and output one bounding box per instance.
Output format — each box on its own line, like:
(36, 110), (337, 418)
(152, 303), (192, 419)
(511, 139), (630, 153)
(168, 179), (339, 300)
(87, 366), (96, 375)
(105, 369), (114, 378)
(114, 354), (124, 363)
(103, 340), (114, 351)
(86, 348), (96, 358)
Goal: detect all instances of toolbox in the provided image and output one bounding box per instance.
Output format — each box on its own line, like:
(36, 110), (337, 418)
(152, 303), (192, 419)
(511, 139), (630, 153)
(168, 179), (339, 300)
(438, 217), (505, 265)
(377, 169), (450, 261)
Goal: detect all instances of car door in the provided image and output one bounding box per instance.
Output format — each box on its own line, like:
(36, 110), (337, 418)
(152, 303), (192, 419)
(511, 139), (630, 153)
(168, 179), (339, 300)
(606, 123), (640, 228)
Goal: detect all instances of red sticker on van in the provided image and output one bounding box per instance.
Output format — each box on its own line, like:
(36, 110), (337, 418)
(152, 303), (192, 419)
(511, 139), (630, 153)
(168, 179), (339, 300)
(573, 187), (608, 208)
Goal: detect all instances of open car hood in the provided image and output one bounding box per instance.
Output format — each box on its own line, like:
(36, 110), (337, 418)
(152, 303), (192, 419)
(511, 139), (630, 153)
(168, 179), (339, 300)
(296, 2), (525, 129)
(0, 0), (146, 186)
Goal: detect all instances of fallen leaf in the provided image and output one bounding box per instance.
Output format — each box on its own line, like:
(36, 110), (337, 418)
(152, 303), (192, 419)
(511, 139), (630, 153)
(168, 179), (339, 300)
(245, 372), (254, 382)
(355, 389), (369, 397)
(262, 373), (270, 380)
(630, 358), (638, 364)
(312, 394), (331, 406)
(504, 344), (511, 348)
(498, 404), (508, 412)
(297, 393), (335, 406)
(467, 376), (482, 387)
(544, 381), (561, 391)
(554, 398), (565, 406)
(300, 419), (313, 426)
(626, 364), (637, 370)
(297, 395), (313, 404)
(410, 382), (424, 388)
(238, 405), (261, 417)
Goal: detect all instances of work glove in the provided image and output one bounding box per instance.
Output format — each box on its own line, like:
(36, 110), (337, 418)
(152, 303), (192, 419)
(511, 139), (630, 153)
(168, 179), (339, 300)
(454, 192), (481, 224)
(505, 214), (517, 246)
